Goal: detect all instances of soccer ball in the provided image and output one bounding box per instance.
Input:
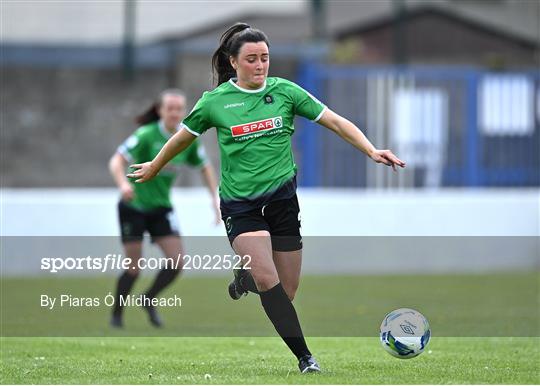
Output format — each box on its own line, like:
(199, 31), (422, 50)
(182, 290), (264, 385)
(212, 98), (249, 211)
(379, 308), (431, 359)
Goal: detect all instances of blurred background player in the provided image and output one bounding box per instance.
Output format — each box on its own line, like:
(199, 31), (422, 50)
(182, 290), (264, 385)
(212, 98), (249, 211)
(127, 24), (404, 372)
(109, 89), (220, 328)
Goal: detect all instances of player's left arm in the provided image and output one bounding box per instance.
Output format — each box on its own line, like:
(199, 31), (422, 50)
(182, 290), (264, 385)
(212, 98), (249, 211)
(317, 109), (406, 171)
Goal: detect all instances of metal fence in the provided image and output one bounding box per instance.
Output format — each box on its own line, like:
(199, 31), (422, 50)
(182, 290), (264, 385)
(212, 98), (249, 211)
(295, 64), (540, 188)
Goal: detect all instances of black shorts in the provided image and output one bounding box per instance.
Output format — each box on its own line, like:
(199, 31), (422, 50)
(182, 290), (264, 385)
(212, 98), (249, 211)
(118, 200), (180, 243)
(222, 195), (302, 252)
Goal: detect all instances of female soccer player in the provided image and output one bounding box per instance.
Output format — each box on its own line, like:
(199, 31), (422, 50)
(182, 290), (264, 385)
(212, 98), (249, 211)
(127, 24), (405, 371)
(109, 89), (220, 328)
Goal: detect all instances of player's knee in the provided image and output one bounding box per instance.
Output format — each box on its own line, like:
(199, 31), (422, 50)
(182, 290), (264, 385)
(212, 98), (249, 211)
(126, 268), (140, 277)
(253, 272), (279, 292)
(126, 260), (141, 276)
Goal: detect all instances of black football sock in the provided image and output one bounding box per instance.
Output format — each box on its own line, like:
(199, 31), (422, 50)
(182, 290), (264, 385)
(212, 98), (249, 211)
(259, 282), (311, 359)
(145, 268), (180, 300)
(113, 270), (139, 316)
(240, 269), (260, 294)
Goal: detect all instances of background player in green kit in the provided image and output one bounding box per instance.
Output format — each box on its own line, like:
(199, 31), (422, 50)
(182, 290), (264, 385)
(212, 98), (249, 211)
(127, 24), (405, 372)
(109, 89), (220, 328)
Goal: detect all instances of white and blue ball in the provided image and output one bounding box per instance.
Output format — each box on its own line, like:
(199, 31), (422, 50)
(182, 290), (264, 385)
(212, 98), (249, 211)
(379, 308), (431, 359)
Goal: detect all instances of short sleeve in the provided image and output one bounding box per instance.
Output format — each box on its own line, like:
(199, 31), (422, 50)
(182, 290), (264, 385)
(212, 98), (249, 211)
(184, 141), (209, 168)
(117, 128), (148, 163)
(288, 81), (327, 122)
(181, 92), (212, 136)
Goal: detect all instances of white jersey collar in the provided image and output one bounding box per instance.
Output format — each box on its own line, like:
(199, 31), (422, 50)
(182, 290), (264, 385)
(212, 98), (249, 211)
(229, 78), (267, 93)
(158, 120), (180, 139)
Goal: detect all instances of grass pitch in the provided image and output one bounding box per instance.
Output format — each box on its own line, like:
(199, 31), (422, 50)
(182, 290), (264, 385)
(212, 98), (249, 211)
(1, 337), (538, 384)
(1, 272), (538, 384)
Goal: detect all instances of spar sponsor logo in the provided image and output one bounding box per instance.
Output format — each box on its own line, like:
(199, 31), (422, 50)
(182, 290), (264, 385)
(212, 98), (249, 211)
(230, 116), (283, 137)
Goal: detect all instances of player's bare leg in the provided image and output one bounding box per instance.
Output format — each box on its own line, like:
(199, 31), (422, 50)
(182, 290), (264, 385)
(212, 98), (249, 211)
(232, 231), (279, 291)
(272, 249), (302, 301)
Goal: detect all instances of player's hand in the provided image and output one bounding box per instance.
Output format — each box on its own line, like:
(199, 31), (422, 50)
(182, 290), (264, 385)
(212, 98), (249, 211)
(120, 182), (134, 201)
(126, 161), (158, 183)
(370, 149), (406, 171)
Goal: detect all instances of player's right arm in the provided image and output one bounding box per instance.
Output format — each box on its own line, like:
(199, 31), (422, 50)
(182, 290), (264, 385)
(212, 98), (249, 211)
(127, 129), (197, 183)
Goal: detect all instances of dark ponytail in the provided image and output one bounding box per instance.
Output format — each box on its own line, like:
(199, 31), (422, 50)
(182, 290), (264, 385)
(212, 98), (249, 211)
(135, 104), (160, 126)
(135, 88), (186, 126)
(211, 22), (270, 86)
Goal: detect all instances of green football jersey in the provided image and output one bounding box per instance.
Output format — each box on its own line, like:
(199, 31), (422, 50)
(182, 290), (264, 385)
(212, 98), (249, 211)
(182, 77), (326, 210)
(118, 120), (208, 210)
